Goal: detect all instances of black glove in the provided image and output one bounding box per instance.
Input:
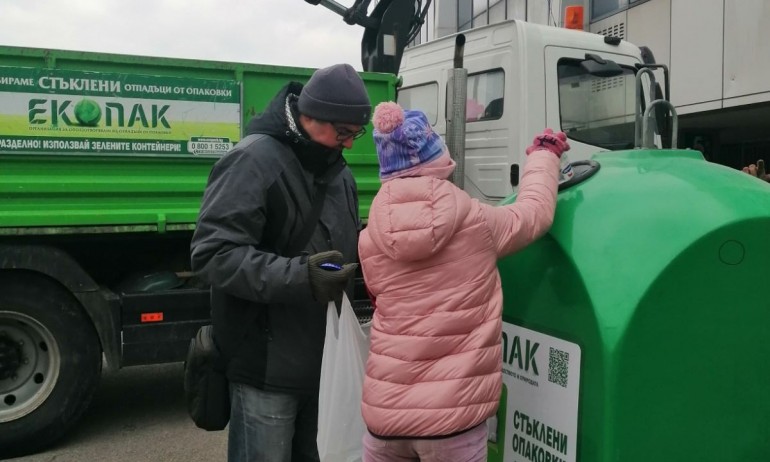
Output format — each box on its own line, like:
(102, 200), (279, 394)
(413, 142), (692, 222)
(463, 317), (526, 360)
(307, 250), (358, 303)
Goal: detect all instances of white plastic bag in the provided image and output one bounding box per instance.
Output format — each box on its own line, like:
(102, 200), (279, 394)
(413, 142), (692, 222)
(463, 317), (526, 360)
(317, 293), (371, 462)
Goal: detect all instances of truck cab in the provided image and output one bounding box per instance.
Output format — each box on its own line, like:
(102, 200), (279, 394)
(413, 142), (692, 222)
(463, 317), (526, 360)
(398, 20), (652, 203)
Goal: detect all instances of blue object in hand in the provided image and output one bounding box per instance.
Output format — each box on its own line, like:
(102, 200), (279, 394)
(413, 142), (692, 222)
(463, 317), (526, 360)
(319, 262), (343, 271)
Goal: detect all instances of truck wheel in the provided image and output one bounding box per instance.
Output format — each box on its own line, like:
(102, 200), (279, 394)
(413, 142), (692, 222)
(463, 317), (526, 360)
(0, 274), (102, 458)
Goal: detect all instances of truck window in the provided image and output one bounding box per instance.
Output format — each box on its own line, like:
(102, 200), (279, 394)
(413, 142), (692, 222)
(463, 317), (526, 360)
(467, 69), (504, 122)
(398, 83), (439, 125)
(557, 58), (638, 150)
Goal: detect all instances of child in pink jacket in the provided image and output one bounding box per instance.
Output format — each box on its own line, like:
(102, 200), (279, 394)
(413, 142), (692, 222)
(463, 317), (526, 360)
(358, 101), (568, 462)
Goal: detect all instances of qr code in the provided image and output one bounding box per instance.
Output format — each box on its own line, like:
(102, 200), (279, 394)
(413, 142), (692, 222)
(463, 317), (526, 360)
(548, 347), (569, 388)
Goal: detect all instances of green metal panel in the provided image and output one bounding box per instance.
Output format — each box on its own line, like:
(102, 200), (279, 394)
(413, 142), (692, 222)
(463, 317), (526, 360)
(493, 149), (770, 461)
(0, 153), (213, 230)
(0, 45), (397, 232)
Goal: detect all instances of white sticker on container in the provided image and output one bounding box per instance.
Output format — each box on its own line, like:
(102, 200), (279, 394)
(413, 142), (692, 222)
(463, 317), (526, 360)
(500, 323), (581, 462)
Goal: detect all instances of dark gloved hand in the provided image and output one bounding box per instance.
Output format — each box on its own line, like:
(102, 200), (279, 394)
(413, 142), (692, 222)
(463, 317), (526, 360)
(525, 128), (570, 157)
(307, 250), (358, 303)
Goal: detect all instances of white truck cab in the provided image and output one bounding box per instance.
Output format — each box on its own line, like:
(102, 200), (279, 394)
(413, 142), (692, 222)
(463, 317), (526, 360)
(398, 20), (653, 203)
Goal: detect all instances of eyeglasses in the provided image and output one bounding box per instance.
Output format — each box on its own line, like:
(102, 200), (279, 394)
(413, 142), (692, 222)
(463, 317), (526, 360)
(332, 123), (367, 141)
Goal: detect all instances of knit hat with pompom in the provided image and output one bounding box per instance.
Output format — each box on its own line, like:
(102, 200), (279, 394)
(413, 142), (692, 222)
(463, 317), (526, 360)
(372, 102), (448, 179)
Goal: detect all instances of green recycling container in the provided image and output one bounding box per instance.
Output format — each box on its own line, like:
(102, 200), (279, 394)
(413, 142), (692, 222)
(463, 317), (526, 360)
(487, 149), (770, 462)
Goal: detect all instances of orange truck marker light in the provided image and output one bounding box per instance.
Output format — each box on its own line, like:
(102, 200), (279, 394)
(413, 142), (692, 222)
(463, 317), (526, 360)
(564, 6), (585, 30)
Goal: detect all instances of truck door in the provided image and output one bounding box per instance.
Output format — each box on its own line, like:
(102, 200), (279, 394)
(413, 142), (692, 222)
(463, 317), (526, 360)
(544, 47), (646, 161)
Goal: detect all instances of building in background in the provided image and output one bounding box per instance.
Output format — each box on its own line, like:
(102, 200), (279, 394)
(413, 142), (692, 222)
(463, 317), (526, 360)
(408, 0), (770, 168)
(409, 0), (575, 45)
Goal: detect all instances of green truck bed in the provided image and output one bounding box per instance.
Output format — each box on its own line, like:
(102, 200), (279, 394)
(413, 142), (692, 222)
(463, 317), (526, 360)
(0, 46), (397, 233)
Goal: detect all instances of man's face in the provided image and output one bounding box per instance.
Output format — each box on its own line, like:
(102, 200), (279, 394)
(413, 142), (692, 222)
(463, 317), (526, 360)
(305, 118), (366, 150)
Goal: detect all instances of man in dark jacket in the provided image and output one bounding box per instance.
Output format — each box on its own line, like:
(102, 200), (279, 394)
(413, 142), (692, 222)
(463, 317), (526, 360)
(190, 63), (371, 462)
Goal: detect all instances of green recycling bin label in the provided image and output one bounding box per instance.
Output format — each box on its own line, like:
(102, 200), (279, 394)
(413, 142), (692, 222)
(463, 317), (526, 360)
(0, 66), (241, 156)
(500, 323), (581, 462)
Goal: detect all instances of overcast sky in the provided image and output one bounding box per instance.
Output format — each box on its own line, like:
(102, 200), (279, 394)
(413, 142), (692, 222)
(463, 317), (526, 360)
(1, 0), (366, 70)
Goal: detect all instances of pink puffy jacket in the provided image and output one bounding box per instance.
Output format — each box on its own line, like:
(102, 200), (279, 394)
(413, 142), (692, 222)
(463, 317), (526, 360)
(358, 149), (560, 438)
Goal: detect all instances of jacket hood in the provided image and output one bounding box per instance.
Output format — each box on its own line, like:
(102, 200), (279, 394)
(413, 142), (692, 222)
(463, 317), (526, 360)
(366, 176), (470, 262)
(246, 82), (345, 179)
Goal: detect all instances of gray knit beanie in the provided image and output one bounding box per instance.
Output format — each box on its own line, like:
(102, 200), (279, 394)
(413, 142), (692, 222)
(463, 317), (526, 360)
(297, 64), (372, 126)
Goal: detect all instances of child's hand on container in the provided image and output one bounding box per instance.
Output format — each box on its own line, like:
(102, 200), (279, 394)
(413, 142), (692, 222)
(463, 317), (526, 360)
(526, 128), (570, 158)
(742, 159), (770, 182)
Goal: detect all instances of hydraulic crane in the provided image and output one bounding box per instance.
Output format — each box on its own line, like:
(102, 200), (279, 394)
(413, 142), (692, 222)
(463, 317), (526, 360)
(304, 0), (431, 74)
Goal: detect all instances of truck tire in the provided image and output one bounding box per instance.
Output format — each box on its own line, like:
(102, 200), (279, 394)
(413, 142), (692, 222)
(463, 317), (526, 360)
(0, 273), (102, 458)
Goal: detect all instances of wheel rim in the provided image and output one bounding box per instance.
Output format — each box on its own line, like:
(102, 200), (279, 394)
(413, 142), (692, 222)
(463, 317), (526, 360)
(0, 310), (61, 423)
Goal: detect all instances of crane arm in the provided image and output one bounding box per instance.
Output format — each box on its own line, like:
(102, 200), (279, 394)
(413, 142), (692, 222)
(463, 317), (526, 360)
(303, 0), (431, 74)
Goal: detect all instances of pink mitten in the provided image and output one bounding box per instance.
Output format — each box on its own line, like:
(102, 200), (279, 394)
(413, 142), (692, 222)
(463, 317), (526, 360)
(525, 128), (570, 157)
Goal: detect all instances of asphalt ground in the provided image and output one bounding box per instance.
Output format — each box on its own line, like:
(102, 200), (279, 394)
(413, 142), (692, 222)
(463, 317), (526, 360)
(7, 362), (227, 462)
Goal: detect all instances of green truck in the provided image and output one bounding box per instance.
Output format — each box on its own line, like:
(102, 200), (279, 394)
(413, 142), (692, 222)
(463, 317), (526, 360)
(0, 45), (397, 456)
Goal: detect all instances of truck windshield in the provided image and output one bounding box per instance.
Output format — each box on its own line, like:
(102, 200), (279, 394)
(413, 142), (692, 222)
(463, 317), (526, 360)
(557, 59), (639, 150)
